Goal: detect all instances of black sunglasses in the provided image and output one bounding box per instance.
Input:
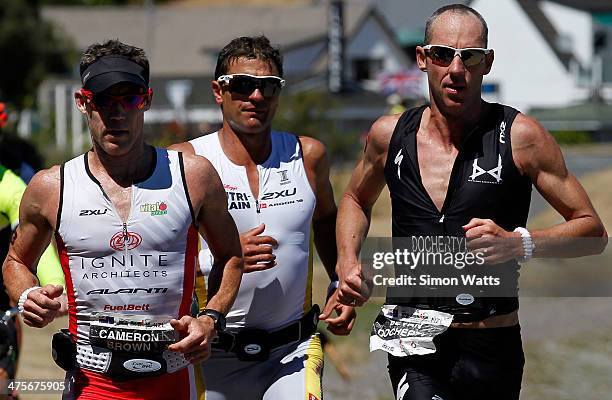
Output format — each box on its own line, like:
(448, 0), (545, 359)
(423, 45), (492, 67)
(217, 74), (285, 98)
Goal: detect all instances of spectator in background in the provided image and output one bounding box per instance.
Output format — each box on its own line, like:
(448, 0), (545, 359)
(0, 101), (65, 398)
(0, 102), (43, 183)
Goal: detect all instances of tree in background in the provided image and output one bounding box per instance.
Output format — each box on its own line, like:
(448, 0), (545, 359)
(0, 0), (75, 109)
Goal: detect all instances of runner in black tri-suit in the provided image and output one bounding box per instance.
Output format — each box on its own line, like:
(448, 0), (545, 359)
(335, 4), (607, 400)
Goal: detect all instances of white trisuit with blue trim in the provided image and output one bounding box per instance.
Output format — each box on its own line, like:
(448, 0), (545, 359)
(190, 131), (324, 400)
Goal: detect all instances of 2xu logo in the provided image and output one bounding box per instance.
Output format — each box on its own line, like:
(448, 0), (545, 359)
(79, 209), (108, 216)
(260, 188), (296, 201)
(109, 231), (143, 251)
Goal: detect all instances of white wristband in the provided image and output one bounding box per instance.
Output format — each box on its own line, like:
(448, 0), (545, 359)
(17, 286), (41, 313)
(327, 280), (339, 300)
(514, 227), (534, 263)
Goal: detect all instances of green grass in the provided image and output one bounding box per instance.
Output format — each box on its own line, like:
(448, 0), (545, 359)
(523, 330), (612, 399)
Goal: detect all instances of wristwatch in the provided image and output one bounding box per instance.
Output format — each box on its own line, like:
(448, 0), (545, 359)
(197, 309), (226, 332)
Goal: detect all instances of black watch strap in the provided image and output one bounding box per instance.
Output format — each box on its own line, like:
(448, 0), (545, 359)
(197, 309), (226, 332)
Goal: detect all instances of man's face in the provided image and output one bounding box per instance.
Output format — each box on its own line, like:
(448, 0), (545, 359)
(213, 57), (281, 135)
(416, 12), (493, 115)
(75, 82), (151, 156)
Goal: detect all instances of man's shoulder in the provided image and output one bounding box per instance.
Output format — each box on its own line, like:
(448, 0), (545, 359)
(174, 132), (219, 156)
(20, 166), (62, 221)
(179, 152), (217, 180)
(371, 113), (403, 133)
(179, 152), (225, 211)
(509, 112), (549, 149)
(367, 113), (403, 154)
(30, 166), (62, 188)
(297, 135), (327, 164)
(168, 141), (196, 155)
(508, 111), (563, 174)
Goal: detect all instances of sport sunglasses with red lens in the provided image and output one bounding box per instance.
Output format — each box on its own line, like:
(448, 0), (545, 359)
(79, 88), (153, 111)
(217, 74), (286, 98)
(423, 45), (492, 67)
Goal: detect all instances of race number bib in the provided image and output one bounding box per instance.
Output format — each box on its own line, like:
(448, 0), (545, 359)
(369, 305), (453, 357)
(89, 313), (178, 353)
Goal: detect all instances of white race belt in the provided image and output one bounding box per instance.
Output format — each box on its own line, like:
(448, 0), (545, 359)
(369, 305), (453, 356)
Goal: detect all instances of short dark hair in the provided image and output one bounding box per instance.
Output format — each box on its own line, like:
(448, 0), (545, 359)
(424, 4), (488, 47)
(79, 39), (149, 79)
(214, 36), (283, 79)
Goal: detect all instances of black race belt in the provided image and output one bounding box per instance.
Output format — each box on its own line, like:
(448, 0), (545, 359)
(213, 305), (319, 361)
(52, 321), (189, 381)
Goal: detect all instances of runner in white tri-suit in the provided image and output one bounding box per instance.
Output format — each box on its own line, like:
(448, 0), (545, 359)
(1, 39), (243, 400)
(170, 35), (356, 400)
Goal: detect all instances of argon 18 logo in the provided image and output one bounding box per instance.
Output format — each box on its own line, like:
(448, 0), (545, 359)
(109, 231), (143, 251)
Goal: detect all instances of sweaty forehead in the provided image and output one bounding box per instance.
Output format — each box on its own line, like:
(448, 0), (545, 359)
(429, 12), (486, 48)
(226, 57), (279, 76)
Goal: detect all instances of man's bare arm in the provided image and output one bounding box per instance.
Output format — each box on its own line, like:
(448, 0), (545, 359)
(301, 136), (356, 334)
(301, 136), (338, 280)
(337, 116), (397, 271)
(182, 154), (243, 314)
(465, 115), (607, 262)
(169, 154), (243, 361)
(512, 114), (607, 250)
(2, 167), (64, 327)
(336, 115), (399, 305)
